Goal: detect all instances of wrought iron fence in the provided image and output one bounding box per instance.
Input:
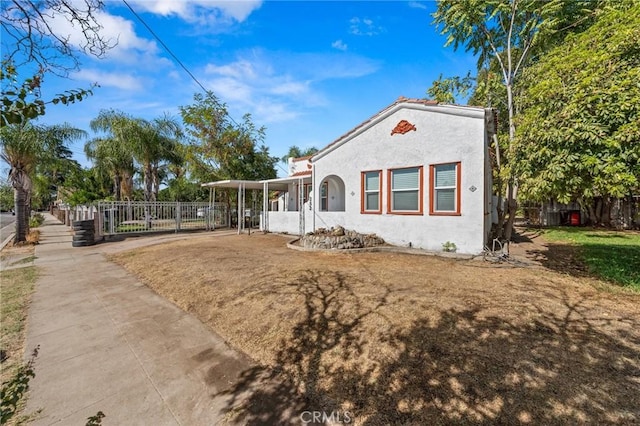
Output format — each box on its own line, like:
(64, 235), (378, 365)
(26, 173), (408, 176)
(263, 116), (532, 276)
(96, 201), (228, 235)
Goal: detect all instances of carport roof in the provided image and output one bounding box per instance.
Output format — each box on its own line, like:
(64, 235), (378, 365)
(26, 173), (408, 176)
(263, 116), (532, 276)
(201, 179), (266, 190)
(200, 179), (290, 191)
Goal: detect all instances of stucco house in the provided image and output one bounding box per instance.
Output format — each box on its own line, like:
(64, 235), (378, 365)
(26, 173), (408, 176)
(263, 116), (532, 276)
(203, 97), (497, 254)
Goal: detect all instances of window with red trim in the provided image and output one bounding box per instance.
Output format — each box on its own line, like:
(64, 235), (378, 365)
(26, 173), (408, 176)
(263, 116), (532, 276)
(361, 170), (382, 214)
(387, 166), (423, 215)
(429, 162), (461, 216)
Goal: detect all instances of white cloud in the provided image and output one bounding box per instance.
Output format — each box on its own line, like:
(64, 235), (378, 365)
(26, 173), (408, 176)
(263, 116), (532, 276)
(127, 0), (262, 24)
(286, 52), (379, 81)
(74, 69), (143, 91)
(408, 1), (428, 10)
(349, 17), (384, 36)
(205, 59), (260, 80)
(201, 50), (380, 124)
(203, 54), (311, 123)
(269, 81), (308, 96)
(331, 40), (348, 51)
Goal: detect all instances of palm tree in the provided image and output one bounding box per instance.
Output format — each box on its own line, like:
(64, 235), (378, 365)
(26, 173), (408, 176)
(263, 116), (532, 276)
(89, 110), (183, 202)
(1, 122), (85, 243)
(127, 114), (183, 202)
(84, 136), (134, 201)
(88, 110), (138, 201)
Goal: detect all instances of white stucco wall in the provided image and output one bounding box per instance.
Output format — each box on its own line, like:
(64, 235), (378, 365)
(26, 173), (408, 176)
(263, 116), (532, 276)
(312, 103), (490, 254)
(266, 205), (314, 234)
(288, 157), (312, 176)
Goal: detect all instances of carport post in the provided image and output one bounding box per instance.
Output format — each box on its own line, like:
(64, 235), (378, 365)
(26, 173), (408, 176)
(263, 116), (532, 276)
(262, 181), (268, 232)
(237, 183), (243, 235)
(211, 187), (215, 231)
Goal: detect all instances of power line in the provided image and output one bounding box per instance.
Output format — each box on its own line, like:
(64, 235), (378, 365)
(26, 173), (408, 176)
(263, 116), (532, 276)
(121, 0), (209, 95)
(120, 0), (290, 170)
(121, 0), (242, 128)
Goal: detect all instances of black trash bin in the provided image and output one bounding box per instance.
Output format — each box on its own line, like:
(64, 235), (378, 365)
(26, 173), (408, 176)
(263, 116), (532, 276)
(72, 219), (95, 247)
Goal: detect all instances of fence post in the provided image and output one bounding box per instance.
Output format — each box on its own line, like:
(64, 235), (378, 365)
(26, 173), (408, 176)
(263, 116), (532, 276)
(176, 202), (181, 232)
(109, 206), (115, 235)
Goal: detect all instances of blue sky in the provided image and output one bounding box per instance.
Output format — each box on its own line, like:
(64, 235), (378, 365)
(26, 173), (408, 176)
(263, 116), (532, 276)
(14, 1), (477, 177)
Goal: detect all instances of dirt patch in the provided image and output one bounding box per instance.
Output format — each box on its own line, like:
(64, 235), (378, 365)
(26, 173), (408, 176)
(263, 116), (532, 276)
(509, 227), (593, 279)
(110, 232), (640, 425)
(0, 244), (36, 271)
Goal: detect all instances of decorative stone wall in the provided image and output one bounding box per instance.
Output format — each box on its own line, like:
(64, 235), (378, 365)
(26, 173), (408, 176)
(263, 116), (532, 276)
(301, 226), (385, 250)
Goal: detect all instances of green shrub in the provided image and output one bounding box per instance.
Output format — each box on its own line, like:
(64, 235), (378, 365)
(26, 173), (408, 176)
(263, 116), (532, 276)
(28, 213), (44, 228)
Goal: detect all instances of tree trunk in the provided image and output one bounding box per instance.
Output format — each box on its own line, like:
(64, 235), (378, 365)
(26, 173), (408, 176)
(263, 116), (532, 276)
(601, 197), (612, 227)
(152, 163), (160, 202)
(595, 198), (603, 225)
(121, 172), (133, 201)
(144, 162), (153, 203)
(491, 134), (505, 240)
(629, 193), (637, 229)
(113, 172), (121, 201)
(13, 186), (29, 243)
(503, 82), (518, 244)
(587, 199), (597, 225)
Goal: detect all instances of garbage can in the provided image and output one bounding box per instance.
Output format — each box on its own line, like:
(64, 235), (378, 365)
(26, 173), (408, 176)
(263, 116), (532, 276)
(570, 211), (580, 226)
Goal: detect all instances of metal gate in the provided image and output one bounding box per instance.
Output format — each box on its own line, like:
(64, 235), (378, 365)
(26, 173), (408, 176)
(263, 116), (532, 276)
(97, 201), (228, 235)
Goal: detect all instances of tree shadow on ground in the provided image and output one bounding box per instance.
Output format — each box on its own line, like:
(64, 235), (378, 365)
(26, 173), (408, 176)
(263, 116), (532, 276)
(219, 270), (391, 424)
(339, 303), (639, 424)
(220, 270), (639, 425)
(525, 242), (591, 278)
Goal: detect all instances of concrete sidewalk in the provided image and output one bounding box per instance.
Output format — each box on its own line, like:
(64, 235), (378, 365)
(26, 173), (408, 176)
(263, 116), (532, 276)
(23, 214), (259, 425)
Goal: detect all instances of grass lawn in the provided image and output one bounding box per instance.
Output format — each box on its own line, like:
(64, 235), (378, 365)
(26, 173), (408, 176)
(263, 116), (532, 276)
(111, 233), (640, 425)
(542, 227), (640, 290)
(0, 266), (38, 424)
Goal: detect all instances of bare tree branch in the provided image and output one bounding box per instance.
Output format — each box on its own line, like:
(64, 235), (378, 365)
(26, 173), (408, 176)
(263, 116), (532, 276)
(1, 0), (117, 76)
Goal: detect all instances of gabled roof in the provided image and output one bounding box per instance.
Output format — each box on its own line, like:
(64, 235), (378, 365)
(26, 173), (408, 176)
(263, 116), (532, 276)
(291, 170), (312, 177)
(292, 155), (313, 162)
(311, 97), (487, 163)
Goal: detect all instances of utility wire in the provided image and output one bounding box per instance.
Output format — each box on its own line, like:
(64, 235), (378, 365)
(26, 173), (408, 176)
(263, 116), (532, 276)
(121, 0), (240, 127)
(120, 0), (289, 169)
(121, 0), (209, 95)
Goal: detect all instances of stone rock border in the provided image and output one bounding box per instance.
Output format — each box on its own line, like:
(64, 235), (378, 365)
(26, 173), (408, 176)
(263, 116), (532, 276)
(299, 226), (386, 250)
(284, 226), (477, 260)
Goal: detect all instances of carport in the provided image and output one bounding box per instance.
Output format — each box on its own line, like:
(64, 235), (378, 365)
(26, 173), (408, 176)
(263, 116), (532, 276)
(201, 179), (288, 234)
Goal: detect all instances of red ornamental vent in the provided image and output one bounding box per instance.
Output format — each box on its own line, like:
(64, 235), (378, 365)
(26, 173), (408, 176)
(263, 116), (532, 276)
(391, 120), (416, 136)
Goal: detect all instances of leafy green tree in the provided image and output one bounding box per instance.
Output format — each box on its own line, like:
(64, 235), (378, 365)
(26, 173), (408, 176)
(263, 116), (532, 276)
(0, 182), (13, 211)
(1, 61), (97, 127)
(426, 72), (474, 104)
(180, 92), (278, 181)
(280, 145), (319, 164)
(432, 0), (604, 240)
(59, 166), (112, 206)
(514, 6), (640, 224)
(158, 177), (208, 202)
(1, 123), (85, 242)
(180, 91), (277, 215)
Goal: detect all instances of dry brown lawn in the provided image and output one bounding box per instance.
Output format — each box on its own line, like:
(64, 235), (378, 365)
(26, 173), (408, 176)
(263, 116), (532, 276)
(110, 233), (640, 425)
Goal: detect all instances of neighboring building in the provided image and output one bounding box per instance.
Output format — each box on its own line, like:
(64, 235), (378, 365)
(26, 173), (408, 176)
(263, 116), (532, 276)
(203, 97), (497, 254)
